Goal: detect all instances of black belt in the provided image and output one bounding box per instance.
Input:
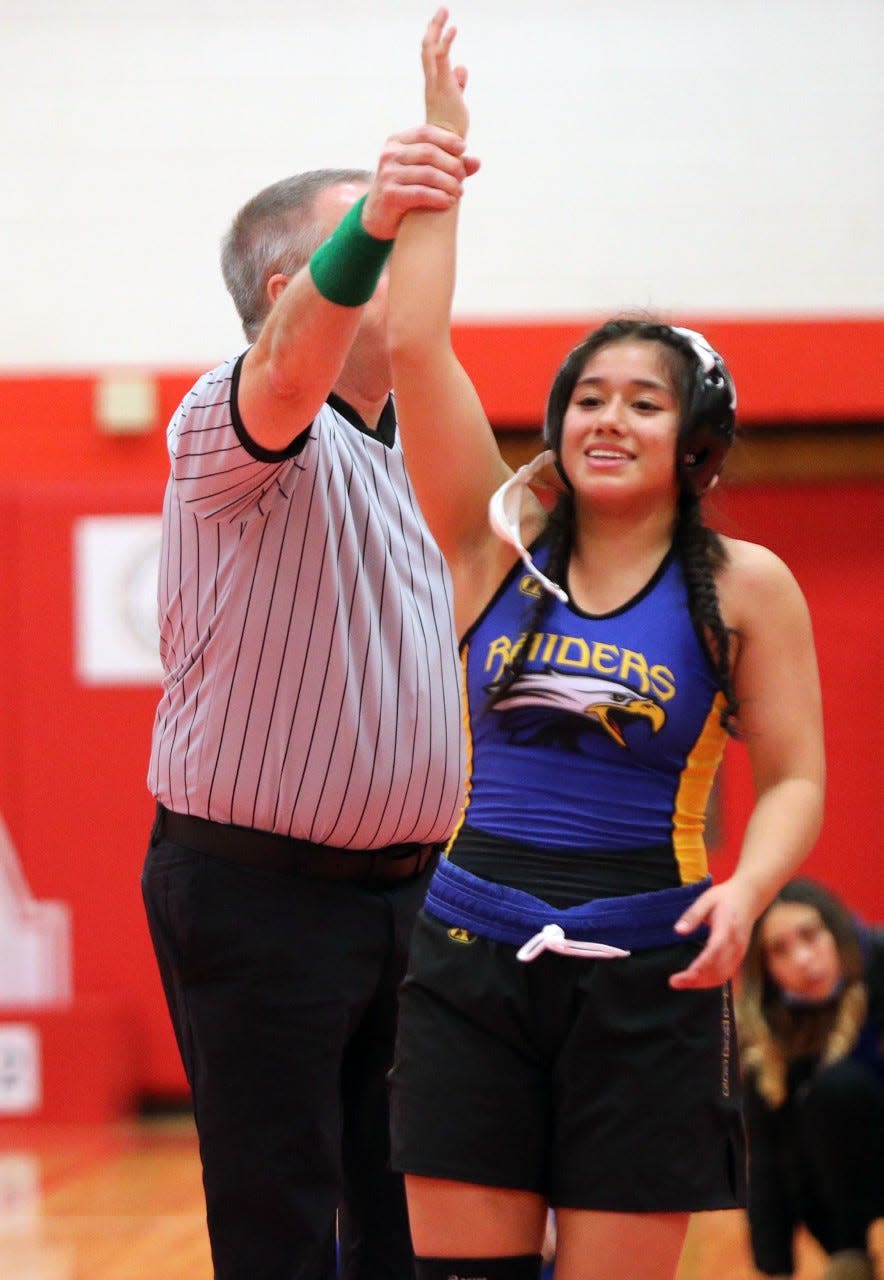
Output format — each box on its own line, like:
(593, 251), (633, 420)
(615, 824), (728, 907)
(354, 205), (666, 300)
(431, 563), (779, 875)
(153, 804), (438, 885)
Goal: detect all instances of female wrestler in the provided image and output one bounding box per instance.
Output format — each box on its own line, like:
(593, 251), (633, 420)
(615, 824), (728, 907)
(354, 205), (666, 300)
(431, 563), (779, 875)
(386, 12), (826, 1279)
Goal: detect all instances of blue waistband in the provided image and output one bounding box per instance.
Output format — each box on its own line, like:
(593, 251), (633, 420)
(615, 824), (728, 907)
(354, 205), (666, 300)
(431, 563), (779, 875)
(424, 858), (711, 951)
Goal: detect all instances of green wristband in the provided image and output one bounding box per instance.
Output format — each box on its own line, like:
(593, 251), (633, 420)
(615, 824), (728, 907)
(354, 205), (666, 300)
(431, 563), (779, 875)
(308, 195), (393, 307)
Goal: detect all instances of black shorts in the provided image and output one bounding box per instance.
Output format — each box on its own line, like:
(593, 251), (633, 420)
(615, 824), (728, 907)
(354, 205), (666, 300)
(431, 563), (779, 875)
(389, 909), (747, 1213)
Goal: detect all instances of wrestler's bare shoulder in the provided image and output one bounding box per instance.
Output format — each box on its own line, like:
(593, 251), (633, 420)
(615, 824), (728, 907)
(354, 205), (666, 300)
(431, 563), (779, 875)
(716, 536), (809, 626)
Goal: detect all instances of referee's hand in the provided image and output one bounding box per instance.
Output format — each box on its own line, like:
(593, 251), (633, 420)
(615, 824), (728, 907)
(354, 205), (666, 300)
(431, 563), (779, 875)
(361, 124), (479, 242)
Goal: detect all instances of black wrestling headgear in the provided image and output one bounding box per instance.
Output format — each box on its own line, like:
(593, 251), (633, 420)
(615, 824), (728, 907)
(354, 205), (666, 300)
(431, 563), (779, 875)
(670, 326), (736, 494)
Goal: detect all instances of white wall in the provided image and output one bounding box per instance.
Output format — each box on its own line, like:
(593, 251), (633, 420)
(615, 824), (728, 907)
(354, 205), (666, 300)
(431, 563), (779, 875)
(2, 0), (882, 369)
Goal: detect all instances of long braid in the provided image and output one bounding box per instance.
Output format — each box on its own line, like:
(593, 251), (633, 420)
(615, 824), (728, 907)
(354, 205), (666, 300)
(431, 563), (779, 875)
(485, 492), (573, 707)
(673, 489), (741, 736)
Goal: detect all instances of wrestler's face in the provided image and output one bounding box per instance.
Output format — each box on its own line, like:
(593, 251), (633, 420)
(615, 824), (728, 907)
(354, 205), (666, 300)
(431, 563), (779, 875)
(760, 902), (842, 1003)
(557, 340), (681, 510)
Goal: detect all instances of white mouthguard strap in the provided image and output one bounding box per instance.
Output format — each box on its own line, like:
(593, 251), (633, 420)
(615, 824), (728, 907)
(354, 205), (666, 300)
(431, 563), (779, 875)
(488, 450), (569, 604)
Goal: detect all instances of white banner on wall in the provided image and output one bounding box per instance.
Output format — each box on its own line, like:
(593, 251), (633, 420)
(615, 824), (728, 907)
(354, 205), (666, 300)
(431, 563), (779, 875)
(0, 811), (72, 1007)
(73, 515), (163, 685)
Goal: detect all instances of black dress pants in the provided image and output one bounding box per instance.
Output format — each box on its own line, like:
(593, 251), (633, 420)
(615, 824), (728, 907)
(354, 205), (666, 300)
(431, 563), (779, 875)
(142, 831), (433, 1280)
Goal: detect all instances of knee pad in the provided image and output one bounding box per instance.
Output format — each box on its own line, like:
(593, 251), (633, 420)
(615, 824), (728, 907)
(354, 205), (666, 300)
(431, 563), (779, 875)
(415, 1256), (543, 1280)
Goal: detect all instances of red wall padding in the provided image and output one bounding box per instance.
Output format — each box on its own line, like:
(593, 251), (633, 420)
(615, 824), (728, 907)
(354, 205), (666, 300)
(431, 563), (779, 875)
(451, 318), (884, 426)
(4, 316), (884, 448)
(708, 483), (884, 916)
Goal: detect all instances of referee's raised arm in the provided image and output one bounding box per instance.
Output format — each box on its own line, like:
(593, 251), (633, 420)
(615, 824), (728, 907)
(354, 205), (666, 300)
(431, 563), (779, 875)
(238, 124), (476, 448)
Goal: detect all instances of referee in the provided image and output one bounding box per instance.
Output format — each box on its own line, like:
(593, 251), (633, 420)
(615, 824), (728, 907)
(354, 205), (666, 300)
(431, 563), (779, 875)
(141, 119), (476, 1280)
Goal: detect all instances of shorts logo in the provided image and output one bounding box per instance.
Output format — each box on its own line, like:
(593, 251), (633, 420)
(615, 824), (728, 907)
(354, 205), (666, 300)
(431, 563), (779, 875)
(721, 983), (731, 1098)
(447, 927), (476, 945)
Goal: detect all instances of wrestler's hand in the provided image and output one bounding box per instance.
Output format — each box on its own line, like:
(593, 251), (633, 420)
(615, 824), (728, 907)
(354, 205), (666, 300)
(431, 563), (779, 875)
(361, 10), (477, 240)
(668, 879), (755, 989)
(422, 7), (470, 138)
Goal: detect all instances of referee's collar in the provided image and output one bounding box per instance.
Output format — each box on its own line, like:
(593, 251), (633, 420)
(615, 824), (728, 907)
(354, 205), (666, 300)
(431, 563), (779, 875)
(328, 392), (396, 448)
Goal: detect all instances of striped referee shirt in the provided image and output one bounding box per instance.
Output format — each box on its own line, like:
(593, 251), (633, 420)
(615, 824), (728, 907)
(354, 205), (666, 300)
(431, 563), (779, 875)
(148, 352), (465, 849)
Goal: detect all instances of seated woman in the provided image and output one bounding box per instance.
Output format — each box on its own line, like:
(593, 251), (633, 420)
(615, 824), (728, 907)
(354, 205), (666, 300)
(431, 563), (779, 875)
(737, 877), (884, 1280)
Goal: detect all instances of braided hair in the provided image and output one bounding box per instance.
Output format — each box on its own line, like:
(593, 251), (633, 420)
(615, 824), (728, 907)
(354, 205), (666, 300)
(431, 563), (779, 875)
(488, 319), (740, 735)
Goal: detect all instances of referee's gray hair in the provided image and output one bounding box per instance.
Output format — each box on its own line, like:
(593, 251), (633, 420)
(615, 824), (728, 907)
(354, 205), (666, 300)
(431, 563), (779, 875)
(220, 168), (372, 342)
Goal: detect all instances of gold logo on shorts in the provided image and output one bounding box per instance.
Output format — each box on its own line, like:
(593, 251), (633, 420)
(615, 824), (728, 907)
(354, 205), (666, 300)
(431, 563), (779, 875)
(447, 927), (476, 944)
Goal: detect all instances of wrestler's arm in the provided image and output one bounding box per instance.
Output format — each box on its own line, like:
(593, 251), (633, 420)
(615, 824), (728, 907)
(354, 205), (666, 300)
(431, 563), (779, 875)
(670, 540), (825, 989)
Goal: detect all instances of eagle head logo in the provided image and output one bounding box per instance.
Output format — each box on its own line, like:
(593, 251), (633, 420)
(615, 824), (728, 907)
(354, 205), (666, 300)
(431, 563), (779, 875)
(490, 668), (665, 748)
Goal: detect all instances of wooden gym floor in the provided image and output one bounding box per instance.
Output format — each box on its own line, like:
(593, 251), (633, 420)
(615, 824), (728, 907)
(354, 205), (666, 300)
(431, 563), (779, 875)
(0, 1115), (830, 1280)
